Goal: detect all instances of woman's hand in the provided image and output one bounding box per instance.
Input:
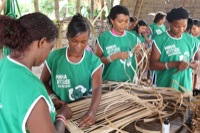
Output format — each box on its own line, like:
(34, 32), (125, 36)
(57, 103), (73, 120)
(133, 45), (141, 55)
(79, 111), (96, 128)
(117, 52), (129, 60)
(52, 98), (65, 110)
(190, 61), (200, 70)
(176, 61), (189, 70)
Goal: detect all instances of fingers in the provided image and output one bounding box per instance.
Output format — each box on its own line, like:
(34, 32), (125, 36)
(79, 113), (96, 128)
(178, 62), (189, 70)
(120, 52), (129, 60)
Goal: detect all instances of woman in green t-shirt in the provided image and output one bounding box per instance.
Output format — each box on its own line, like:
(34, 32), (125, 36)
(40, 13), (102, 128)
(0, 13), (71, 133)
(150, 7), (199, 93)
(95, 5), (142, 82)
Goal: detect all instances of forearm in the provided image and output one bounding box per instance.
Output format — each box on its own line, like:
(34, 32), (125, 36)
(43, 82), (54, 95)
(150, 61), (177, 70)
(88, 87), (102, 114)
(100, 53), (119, 65)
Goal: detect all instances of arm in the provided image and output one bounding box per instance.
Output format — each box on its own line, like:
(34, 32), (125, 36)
(95, 43), (129, 65)
(149, 42), (189, 70)
(26, 98), (69, 133)
(40, 64), (65, 109)
(79, 67), (102, 127)
(192, 46), (200, 89)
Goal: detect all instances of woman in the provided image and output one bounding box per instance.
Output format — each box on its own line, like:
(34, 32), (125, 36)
(129, 20), (148, 44)
(150, 7), (199, 93)
(95, 5), (141, 82)
(0, 13), (71, 133)
(149, 12), (166, 39)
(128, 16), (138, 31)
(40, 13), (102, 128)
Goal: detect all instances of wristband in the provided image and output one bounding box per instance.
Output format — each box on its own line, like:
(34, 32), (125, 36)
(56, 118), (66, 125)
(56, 114), (67, 125)
(165, 62), (169, 70)
(107, 55), (112, 62)
(49, 93), (58, 100)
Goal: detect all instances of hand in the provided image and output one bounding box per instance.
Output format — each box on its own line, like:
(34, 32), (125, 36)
(133, 45), (141, 55)
(176, 61), (189, 70)
(190, 61), (200, 70)
(52, 98), (65, 110)
(79, 111), (96, 128)
(118, 52), (129, 60)
(57, 103), (73, 120)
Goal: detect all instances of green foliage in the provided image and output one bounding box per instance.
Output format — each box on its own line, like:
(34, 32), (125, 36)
(39, 0), (54, 15)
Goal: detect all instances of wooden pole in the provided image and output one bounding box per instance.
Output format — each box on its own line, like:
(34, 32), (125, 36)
(76, 0), (80, 13)
(101, 0), (104, 20)
(54, 0), (59, 21)
(34, 0), (39, 12)
(137, 0), (144, 19)
(0, 0), (6, 13)
(90, 0), (94, 20)
(181, 0), (186, 7)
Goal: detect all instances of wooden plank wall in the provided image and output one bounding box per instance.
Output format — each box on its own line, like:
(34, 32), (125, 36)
(121, 0), (200, 25)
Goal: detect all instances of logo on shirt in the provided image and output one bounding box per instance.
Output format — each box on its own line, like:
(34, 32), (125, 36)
(156, 29), (162, 35)
(56, 74), (71, 88)
(0, 103), (2, 109)
(164, 44), (181, 56)
(69, 85), (87, 101)
(106, 44), (121, 55)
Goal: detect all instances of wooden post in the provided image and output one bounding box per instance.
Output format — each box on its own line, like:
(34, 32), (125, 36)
(111, 0), (114, 8)
(0, 0), (6, 13)
(54, 0), (59, 21)
(76, 0), (80, 13)
(181, 0), (186, 7)
(90, 0), (94, 20)
(101, 0), (104, 20)
(137, 0), (144, 19)
(34, 0), (39, 12)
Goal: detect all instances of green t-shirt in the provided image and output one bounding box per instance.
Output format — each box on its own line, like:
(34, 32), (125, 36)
(97, 30), (138, 82)
(154, 32), (198, 92)
(149, 23), (166, 39)
(129, 30), (146, 44)
(46, 47), (102, 103)
(0, 57), (56, 133)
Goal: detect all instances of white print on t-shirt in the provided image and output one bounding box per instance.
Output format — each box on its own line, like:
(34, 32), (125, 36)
(156, 29), (162, 35)
(164, 44), (181, 57)
(120, 52), (133, 67)
(56, 74), (71, 88)
(179, 52), (190, 62)
(0, 103), (2, 109)
(106, 44), (121, 55)
(69, 85), (86, 101)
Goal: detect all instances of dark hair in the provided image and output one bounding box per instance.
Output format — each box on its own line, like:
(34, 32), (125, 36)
(193, 19), (200, 27)
(153, 12), (166, 23)
(166, 7), (189, 23)
(107, 5), (129, 26)
(185, 18), (193, 32)
(130, 16), (137, 23)
(133, 20), (147, 34)
(0, 12), (58, 52)
(67, 13), (90, 38)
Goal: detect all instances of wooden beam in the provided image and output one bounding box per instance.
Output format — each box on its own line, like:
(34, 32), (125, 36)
(137, 0), (144, 19)
(181, 0), (186, 7)
(54, 0), (59, 21)
(90, 0), (94, 20)
(101, 0), (104, 20)
(76, 0), (80, 13)
(0, 0), (6, 13)
(34, 0), (39, 12)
